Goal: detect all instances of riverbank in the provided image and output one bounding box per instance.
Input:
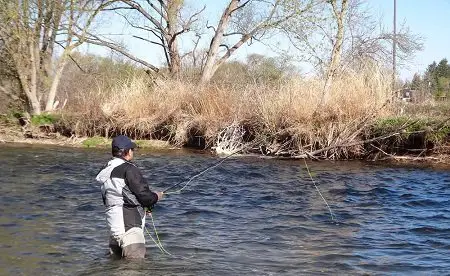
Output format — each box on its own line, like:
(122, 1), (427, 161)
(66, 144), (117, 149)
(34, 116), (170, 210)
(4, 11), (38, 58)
(0, 119), (171, 150)
(0, 133), (171, 150)
(2, 72), (449, 163)
(1, 114), (449, 166)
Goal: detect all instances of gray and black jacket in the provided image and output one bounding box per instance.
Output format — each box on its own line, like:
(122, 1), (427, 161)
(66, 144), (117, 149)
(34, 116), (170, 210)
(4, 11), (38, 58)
(96, 158), (159, 237)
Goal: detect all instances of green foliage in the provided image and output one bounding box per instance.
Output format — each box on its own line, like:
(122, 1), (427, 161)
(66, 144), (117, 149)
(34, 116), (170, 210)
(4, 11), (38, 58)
(135, 139), (169, 149)
(374, 117), (410, 132)
(436, 58), (450, 77)
(424, 58), (450, 95)
(374, 117), (450, 145)
(0, 113), (17, 127)
(437, 77), (450, 96)
(428, 126), (450, 145)
(82, 136), (110, 148)
(374, 117), (428, 136)
(80, 136), (168, 149)
(410, 73), (422, 90)
(30, 114), (59, 126)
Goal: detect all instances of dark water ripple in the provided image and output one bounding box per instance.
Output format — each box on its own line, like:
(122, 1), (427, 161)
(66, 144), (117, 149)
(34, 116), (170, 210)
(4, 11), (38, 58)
(0, 145), (449, 275)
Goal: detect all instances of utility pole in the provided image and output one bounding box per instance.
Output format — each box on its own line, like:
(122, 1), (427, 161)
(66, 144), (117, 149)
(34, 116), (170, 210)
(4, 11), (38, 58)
(393, 0), (397, 92)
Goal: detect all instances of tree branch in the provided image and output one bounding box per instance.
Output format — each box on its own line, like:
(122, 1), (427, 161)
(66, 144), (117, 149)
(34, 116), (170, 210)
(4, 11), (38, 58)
(132, 35), (166, 48)
(54, 40), (87, 73)
(115, 10), (159, 34)
(83, 34), (160, 72)
(223, 31), (246, 37)
(146, 0), (168, 21)
(157, 0), (168, 13)
(181, 5), (205, 29)
(102, 6), (136, 11)
(219, 44), (230, 51)
(206, 21), (217, 33)
(230, 0), (252, 15)
(121, 0), (168, 35)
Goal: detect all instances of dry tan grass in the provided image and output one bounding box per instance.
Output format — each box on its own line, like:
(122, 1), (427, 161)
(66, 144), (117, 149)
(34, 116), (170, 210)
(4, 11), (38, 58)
(62, 65), (394, 158)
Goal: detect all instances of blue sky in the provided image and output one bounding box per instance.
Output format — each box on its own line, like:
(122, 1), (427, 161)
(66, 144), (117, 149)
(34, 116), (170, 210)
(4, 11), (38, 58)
(375, 0), (450, 79)
(87, 0), (450, 80)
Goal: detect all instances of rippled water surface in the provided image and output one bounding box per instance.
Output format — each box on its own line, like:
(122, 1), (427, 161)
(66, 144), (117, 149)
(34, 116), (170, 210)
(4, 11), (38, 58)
(0, 145), (449, 275)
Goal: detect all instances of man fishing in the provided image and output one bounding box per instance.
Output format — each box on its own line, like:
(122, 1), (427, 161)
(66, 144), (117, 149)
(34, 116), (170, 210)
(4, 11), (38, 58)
(96, 135), (164, 259)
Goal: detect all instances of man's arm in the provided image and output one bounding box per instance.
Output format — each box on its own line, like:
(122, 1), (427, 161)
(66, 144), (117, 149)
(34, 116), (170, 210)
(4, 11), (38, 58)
(125, 165), (159, 208)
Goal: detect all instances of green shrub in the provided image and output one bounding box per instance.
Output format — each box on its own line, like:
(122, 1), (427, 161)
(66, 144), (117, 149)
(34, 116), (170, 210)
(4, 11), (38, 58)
(31, 114), (59, 126)
(82, 136), (110, 148)
(374, 116), (450, 145)
(135, 139), (169, 149)
(428, 125), (450, 145)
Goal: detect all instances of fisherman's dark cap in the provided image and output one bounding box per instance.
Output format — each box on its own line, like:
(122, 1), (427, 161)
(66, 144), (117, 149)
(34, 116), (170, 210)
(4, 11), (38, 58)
(112, 135), (137, 150)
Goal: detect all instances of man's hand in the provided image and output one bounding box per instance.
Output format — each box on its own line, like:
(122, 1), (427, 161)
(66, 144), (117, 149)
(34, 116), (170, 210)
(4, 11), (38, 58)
(156, 191), (164, 201)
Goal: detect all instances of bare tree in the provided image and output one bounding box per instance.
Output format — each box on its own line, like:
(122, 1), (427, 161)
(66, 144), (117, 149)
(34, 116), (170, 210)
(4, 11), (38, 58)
(199, 0), (312, 84)
(97, 0), (204, 76)
(285, 0), (423, 77)
(0, 0), (114, 114)
(308, 0), (349, 106)
(324, 0), (348, 86)
(180, 33), (204, 69)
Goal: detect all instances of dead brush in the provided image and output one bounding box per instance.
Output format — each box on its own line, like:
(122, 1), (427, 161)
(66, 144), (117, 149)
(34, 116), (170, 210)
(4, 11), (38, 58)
(60, 65), (395, 159)
(213, 122), (246, 155)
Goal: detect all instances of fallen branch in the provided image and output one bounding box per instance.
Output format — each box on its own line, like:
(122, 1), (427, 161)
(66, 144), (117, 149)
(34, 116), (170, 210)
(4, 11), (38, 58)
(370, 143), (395, 159)
(379, 156), (441, 162)
(292, 131), (401, 159)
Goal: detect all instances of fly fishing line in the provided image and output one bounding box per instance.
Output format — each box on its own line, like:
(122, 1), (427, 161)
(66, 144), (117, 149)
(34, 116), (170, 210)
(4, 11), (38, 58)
(150, 134), (336, 257)
(303, 159), (336, 222)
(145, 212), (172, 256)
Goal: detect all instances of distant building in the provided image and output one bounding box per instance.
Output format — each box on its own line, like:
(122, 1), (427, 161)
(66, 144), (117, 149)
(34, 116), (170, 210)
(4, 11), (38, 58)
(398, 88), (413, 102)
(397, 88), (433, 103)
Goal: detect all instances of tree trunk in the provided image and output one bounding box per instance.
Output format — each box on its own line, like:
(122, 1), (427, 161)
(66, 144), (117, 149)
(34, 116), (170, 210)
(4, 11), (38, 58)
(200, 0), (239, 84)
(17, 72), (41, 115)
(326, 13), (346, 82)
(166, 0), (182, 76)
(28, 35), (42, 114)
(45, 55), (68, 111)
(41, 0), (63, 77)
(320, 0), (348, 105)
(168, 39), (181, 76)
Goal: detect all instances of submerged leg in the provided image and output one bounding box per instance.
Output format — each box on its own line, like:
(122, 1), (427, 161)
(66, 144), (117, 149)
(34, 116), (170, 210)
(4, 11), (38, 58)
(109, 236), (122, 258)
(122, 243), (146, 259)
(121, 227), (146, 259)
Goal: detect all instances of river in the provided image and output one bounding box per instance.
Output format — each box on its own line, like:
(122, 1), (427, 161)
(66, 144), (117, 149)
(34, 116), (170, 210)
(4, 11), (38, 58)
(0, 145), (449, 275)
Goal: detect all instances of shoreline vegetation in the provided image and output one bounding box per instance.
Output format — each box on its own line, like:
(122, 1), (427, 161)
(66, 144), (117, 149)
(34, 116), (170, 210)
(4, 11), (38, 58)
(1, 67), (449, 165)
(1, 119), (449, 166)
(1, 0), (449, 165)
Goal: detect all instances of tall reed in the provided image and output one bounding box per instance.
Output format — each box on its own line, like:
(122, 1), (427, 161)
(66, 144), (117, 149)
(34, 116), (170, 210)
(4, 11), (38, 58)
(61, 65), (393, 158)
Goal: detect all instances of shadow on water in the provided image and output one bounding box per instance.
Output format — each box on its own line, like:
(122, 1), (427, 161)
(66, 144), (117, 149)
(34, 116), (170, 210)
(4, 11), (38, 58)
(0, 144), (449, 275)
